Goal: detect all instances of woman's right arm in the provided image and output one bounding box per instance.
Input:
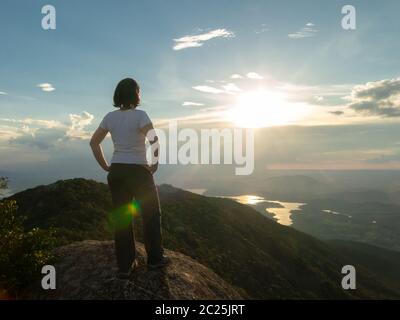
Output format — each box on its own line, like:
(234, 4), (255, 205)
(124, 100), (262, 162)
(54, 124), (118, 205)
(89, 127), (110, 172)
(140, 123), (159, 174)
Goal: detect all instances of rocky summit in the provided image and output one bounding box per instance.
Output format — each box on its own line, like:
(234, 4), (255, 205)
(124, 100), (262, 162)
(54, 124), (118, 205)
(22, 240), (242, 300)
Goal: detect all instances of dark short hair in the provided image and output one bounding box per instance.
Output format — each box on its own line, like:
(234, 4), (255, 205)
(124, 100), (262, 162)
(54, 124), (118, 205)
(113, 78), (140, 110)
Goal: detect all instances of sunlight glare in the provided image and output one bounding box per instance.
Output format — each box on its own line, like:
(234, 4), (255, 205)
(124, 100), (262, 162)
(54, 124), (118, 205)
(229, 90), (308, 128)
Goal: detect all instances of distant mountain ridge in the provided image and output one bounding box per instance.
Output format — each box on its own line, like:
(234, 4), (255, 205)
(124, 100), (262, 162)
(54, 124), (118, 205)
(7, 178), (400, 299)
(295, 196), (400, 252)
(203, 174), (335, 201)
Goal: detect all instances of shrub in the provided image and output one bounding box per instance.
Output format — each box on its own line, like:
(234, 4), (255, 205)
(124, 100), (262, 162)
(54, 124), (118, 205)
(0, 178), (56, 297)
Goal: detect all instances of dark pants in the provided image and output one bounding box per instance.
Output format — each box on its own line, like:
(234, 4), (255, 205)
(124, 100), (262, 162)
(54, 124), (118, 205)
(107, 163), (163, 272)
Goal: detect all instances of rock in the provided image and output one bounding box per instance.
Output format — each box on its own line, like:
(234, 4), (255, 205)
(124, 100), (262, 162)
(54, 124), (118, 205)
(22, 240), (242, 300)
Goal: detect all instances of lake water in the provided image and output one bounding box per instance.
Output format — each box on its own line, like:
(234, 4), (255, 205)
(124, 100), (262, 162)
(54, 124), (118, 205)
(228, 195), (266, 205)
(266, 201), (305, 226)
(220, 194), (305, 226)
(322, 209), (352, 219)
(188, 190), (358, 227)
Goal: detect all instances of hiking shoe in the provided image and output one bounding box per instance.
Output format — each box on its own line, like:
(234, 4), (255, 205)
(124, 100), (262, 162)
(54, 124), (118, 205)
(131, 259), (139, 270)
(147, 256), (171, 270)
(116, 259), (139, 279)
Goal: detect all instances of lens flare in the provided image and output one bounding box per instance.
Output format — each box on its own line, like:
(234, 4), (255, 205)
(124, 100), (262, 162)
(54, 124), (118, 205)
(128, 199), (141, 217)
(109, 199), (141, 231)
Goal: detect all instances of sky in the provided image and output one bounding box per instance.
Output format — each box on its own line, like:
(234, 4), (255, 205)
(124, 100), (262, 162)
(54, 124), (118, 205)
(1, 0), (400, 191)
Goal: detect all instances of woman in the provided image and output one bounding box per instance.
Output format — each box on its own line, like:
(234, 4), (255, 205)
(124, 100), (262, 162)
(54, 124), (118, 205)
(90, 78), (168, 279)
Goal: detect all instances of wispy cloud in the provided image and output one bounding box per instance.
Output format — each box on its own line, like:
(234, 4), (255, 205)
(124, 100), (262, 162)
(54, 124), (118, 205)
(193, 82), (243, 95)
(246, 72), (263, 80)
(329, 110), (345, 116)
(182, 101), (205, 107)
(366, 150), (400, 164)
(288, 22), (318, 39)
(0, 91), (7, 95)
(230, 72), (263, 80)
(173, 28), (234, 51)
(154, 105), (230, 128)
(275, 83), (354, 106)
(37, 83), (55, 92)
(0, 117), (63, 128)
(255, 24), (268, 34)
(192, 85), (225, 94)
(221, 83), (242, 93)
(230, 74), (243, 79)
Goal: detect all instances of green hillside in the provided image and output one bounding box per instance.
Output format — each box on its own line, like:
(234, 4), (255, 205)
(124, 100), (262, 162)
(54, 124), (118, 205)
(327, 240), (400, 293)
(7, 178), (400, 299)
(294, 198), (400, 251)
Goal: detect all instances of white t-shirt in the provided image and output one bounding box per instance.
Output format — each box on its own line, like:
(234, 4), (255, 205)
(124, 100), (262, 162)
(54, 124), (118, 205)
(99, 108), (152, 164)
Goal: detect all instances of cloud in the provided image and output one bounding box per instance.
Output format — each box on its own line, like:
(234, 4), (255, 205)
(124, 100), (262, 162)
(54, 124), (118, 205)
(274, 83), (354, 107)
(206, 72), (264, 83)
(155, 105), (231, 128)
(277, 83), (353, 97)
(3, 111), (94, 150)
(37, 83), (55, 92)
(367, 152), (400, 164)
(193, 82), (242, 95)
(246, 72), (263, 80)
(10, 127), (66, 150)
(0, 117), (63, 128)
(192, 85), (225, 94)
(0, 91), (7, 95)
(67, 111), (95, 139)
(346, 78), (400, 117)
(173, 28), (234, 51)
(221, 83), (242, 93)
(329, 110), (344, 116)
(288, 22), (318, 39)
(255, 24), (268, 34)
(182, 101), (205, 107)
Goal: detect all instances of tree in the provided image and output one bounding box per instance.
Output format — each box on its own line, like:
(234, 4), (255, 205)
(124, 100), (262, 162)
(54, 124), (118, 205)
(0, 177), (9, 196)
(0, 177), (56, 297)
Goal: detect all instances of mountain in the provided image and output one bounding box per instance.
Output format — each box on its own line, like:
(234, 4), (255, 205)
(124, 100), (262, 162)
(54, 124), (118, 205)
(330, 190), (392, 204)
(203, 175), (335, 201)
(260, 175), (334, 201)
(7, 178), (400, 299)
(21, 240), (242, 300)
(293, 197), (400, 251)
(327, 240), (400, 294)
(9, 179), (113, 243)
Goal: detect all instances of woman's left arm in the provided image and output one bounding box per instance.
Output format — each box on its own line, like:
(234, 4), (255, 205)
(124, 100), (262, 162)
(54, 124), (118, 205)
(90, 127), (110, 172)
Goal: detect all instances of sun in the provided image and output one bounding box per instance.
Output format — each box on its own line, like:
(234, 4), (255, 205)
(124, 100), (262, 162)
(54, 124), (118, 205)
(228, 89), (306, 128)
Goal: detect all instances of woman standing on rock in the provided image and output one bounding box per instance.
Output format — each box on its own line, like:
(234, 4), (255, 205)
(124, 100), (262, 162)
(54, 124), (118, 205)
(90, 78), (169, 279)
